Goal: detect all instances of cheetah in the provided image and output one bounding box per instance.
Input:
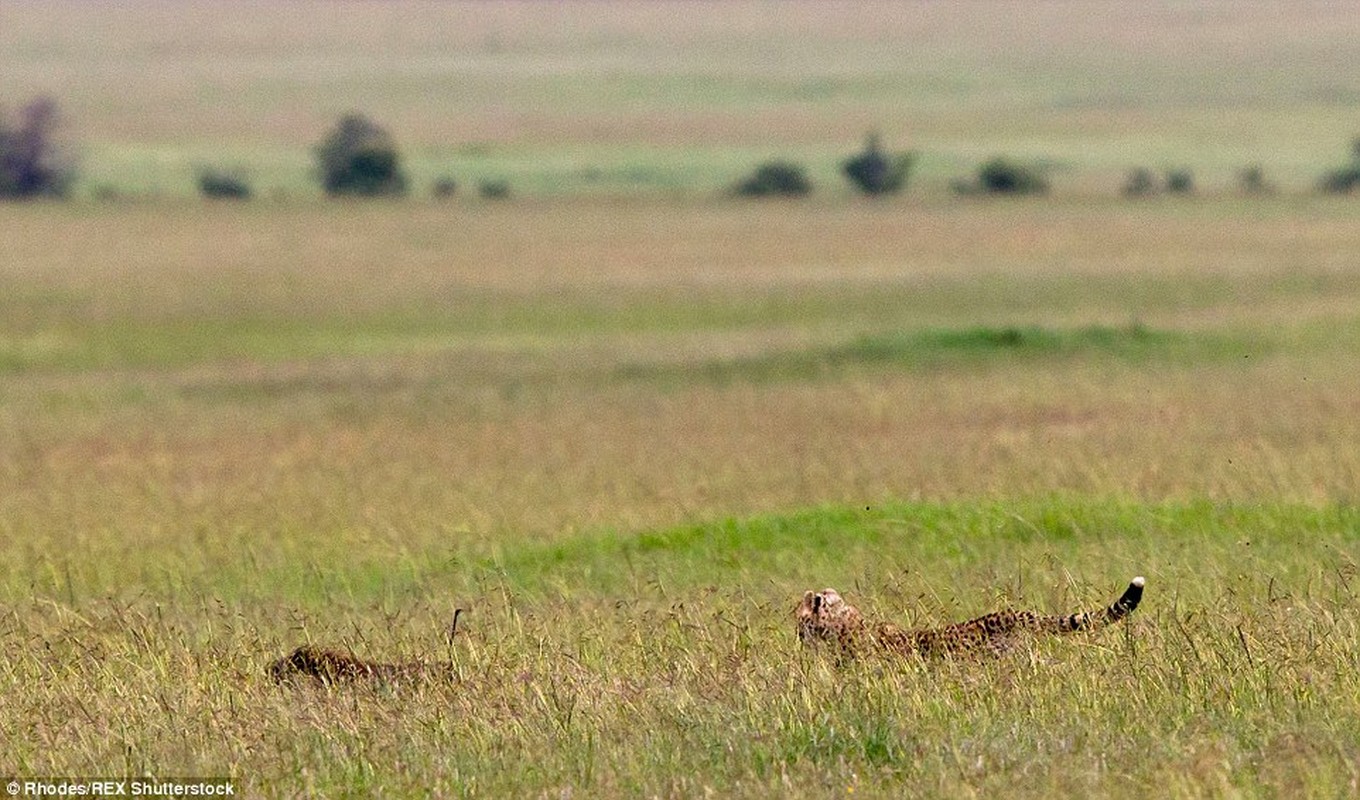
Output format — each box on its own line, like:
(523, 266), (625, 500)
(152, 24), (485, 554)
(270, 609), (464, 685)
(796, 577), (1144, 659)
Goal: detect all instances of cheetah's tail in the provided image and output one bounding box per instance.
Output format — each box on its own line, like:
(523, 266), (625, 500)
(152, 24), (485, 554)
(1052, 576), (1145, 632)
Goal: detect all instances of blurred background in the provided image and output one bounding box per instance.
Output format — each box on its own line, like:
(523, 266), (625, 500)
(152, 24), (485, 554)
(5, 0), (1360, 200)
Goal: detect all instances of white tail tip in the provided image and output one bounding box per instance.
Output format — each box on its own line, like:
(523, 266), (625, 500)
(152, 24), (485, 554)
(1132, 576), (1146, 588)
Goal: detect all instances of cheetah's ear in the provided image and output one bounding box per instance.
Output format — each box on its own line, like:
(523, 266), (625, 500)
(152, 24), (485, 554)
(811, 593), (823, 613)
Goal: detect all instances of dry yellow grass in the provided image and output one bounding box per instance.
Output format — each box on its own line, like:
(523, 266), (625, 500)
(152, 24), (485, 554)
(2, 197), (1358, 559)
(4, 3), (1360, 793)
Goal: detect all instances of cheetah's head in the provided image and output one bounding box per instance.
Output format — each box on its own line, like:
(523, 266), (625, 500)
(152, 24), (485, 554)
(796, 587), (864, 648)
(270, 645), (325, 682)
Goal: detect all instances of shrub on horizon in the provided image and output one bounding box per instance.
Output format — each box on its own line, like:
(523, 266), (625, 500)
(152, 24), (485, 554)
(0, 96), (76, 199)
(197, 167), (252, 200)
(1165, 168), (1195, 195)
(478, 179), (510, 199)
(1122, 167), (1158, 197)
(969, 157), (1049, 195)
(733, 160), (812, 198)
(1318, 139), (1360, 195)
(1318, 167), (1360, 194)
(842, 133), (915, 196)
(431, 176), (458, 199)
(1238, 164), (1273, 195)
(314, 113), (408, 197)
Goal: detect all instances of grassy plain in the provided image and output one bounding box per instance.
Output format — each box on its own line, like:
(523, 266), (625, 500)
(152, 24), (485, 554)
(4, 1), (1360, 797)
(3, 196), (1360, 797)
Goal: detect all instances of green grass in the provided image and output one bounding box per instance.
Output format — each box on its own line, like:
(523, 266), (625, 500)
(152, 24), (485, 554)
(0, 242), (1322, 376)
(5, 499), (1359, 797)
(476, 497), (1359, 599)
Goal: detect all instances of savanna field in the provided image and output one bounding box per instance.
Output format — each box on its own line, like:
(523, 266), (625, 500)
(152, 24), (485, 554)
(3, 2), (1360, 797)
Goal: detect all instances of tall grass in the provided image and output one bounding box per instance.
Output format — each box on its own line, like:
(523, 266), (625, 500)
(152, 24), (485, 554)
(2, 198), (1360, 795)
(4, 501), (1358, 796)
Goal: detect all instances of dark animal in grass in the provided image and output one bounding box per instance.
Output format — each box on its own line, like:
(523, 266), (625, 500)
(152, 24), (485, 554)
(270, 609), (465, 685)
(796, 577), (1144, 659)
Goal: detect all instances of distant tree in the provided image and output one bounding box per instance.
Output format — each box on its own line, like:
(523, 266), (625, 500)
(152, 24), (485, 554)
(314, 113), (407, 197)
(0, 96), (75, 199)
(1165, 169), (1195, 195)
(1318, 167), (1360, 195)
(1122, 167), (1158, 197)
(478, 179), (511, 200)
(1238, 164), (1273, 195)
(430, 176), (458, 199)
(733, 160), (812, 197)
(197, 167), (252, 200)
(975, 157), (1048, 195)
(1318, 139), (1360, 195)
(841, 132), (915, 196)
